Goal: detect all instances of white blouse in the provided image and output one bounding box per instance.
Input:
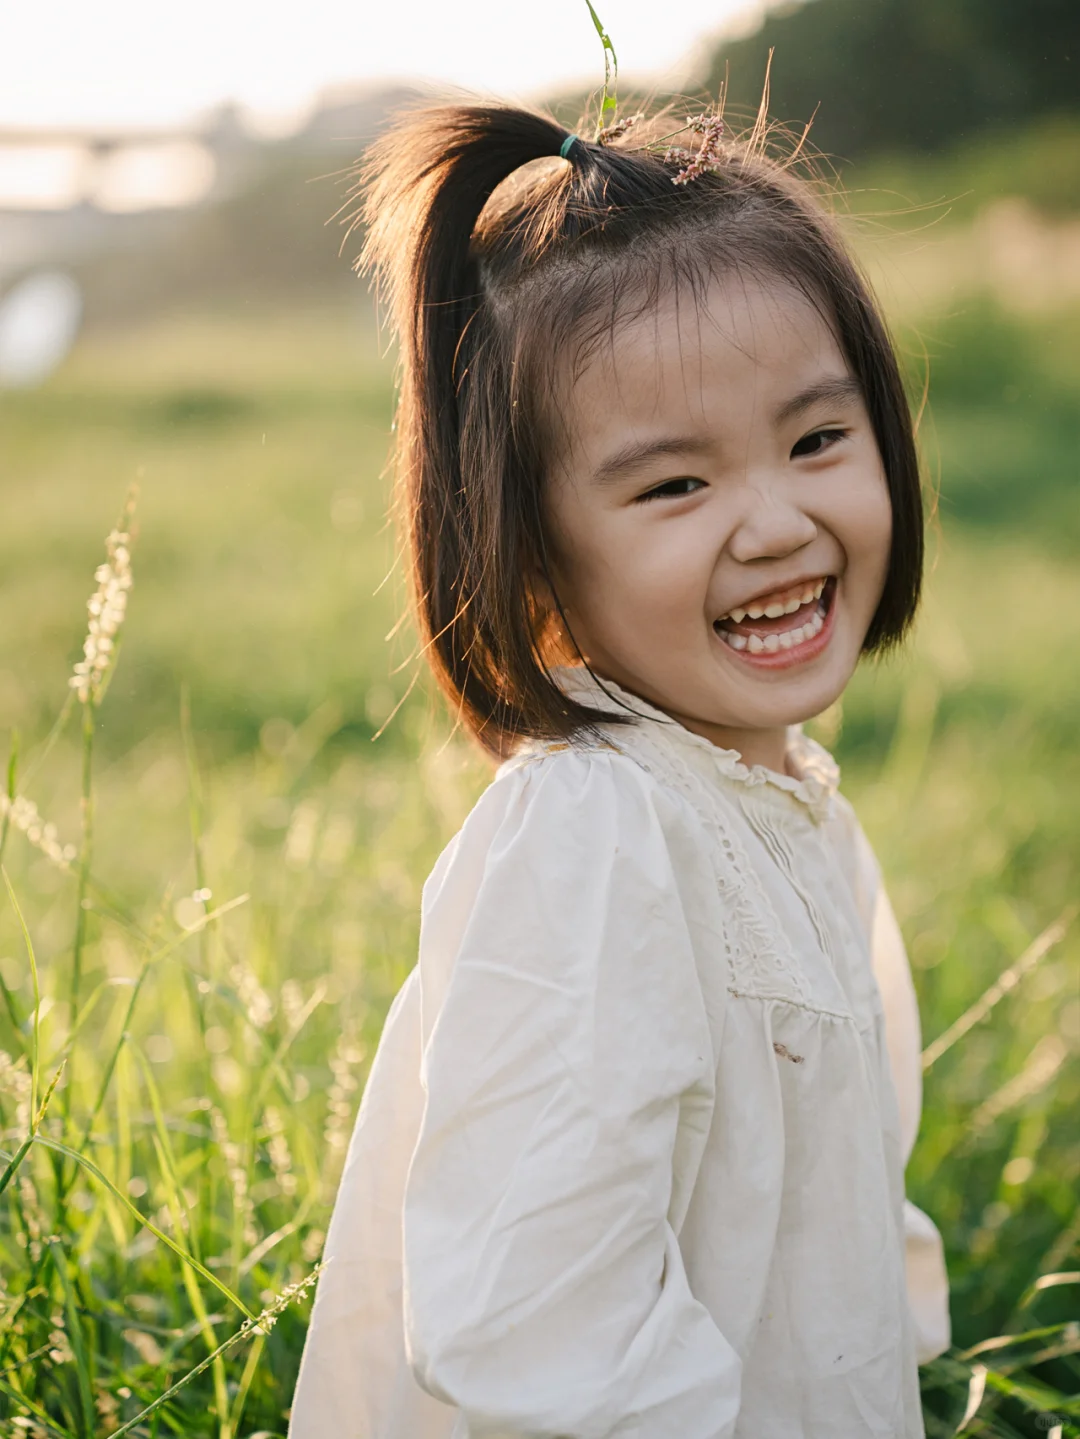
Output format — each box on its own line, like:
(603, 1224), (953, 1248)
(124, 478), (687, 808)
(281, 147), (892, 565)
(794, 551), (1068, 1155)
(289, 670), (950, 1439)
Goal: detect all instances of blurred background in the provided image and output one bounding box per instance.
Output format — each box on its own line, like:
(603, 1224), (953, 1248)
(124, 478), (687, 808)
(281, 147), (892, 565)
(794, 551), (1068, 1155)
(1, 2), (1078, 1435)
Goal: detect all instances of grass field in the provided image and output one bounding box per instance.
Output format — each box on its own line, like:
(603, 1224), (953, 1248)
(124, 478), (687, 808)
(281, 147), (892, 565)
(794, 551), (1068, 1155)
(0, 263), (1078, 1436)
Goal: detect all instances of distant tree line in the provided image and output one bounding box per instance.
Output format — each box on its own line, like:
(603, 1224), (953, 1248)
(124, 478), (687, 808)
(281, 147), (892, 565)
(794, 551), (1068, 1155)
(705, 0), (1079, 158)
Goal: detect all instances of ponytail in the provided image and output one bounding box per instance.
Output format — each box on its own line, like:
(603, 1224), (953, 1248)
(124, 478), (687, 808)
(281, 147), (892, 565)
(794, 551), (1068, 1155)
(358, 107), (619, 753)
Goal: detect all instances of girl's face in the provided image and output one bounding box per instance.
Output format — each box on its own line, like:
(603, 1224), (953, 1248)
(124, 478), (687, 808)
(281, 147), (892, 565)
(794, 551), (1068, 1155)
(545, 272), (893, 771)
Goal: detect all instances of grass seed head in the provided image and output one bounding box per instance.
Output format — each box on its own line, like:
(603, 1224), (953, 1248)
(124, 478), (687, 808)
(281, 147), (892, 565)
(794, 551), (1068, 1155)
(0, 1050), (32, 1132)
(0, 793), (77, 870)
(264, 1104), (298, 1196)
(323, 1026), (364, 1156)
(248, 1261), (324, 1335)
(48, 1313), (74, 1366)
(667, 113), (727, 185)
(230, 959), (273, 1030)
(94, 1384), (122, 1428)
(211, 1105), (257, 1244)
(70, 486), (137, 705)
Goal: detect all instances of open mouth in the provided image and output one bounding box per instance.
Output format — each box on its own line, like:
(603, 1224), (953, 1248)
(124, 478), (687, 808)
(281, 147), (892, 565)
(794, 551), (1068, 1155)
(713, 576), (837, 665)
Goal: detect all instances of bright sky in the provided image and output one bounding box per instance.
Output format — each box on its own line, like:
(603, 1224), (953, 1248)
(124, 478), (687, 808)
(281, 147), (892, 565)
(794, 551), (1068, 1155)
(1, 0), (764, 132)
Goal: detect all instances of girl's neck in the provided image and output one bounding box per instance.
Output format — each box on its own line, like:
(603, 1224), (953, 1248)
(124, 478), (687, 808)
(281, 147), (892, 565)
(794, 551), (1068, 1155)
(570, 665), (794, 777)
(663, 711), (792, 776)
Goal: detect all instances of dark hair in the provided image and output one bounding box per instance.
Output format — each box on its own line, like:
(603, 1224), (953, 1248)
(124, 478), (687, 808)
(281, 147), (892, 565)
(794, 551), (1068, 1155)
(356, 102), (923, 757)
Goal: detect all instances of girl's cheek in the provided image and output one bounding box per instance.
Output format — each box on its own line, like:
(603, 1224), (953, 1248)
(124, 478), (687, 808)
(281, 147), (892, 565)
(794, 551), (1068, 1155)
(832, 462), (892, 556)
(865, 478), (895, 565)
(614, 525), (707, 600)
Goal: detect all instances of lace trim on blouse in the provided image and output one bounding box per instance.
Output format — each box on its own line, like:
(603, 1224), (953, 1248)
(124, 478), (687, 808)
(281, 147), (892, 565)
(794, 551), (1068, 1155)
(548, 666), (840, 823)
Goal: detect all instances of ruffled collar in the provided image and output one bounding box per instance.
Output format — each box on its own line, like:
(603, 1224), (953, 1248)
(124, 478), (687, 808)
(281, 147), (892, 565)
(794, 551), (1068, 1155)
(548, 665), (840, 823)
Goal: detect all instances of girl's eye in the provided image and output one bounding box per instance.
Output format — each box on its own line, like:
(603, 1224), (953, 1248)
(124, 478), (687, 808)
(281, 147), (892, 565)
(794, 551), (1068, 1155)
(790, 428), (846, 459)
(637, 477), (706, 503)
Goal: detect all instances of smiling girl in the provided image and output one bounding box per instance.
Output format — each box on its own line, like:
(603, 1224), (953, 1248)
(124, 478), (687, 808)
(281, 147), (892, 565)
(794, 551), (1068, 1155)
(289, 102), (951, 1438)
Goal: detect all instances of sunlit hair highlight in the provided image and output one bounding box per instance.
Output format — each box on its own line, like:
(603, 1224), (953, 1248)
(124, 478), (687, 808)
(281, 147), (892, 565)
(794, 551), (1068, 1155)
(353, 100), (923, 757)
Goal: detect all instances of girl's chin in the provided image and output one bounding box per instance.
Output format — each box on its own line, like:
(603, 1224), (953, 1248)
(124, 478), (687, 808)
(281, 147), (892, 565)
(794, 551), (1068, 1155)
(696, 639), (858, 732)
(641, 665), (852, 741)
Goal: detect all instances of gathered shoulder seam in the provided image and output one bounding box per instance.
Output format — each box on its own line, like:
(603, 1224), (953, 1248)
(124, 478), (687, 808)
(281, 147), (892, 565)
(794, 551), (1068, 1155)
(726, 986), (855, 1022)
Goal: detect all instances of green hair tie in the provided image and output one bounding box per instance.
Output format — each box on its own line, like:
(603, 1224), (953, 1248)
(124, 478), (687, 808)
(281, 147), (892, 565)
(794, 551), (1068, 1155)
(559, 133), (580, 160)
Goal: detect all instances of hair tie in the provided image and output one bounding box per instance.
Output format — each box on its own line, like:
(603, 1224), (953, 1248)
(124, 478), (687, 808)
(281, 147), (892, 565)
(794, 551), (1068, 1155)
(559, 132), (582, 162)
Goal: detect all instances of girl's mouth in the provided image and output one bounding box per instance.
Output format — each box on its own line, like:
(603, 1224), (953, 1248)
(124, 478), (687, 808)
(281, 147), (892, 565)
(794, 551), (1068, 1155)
(713, 576), (837, 668)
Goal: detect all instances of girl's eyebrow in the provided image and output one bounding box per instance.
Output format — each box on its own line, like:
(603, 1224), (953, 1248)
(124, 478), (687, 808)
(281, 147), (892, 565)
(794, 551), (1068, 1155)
(591, 435), (714, 487)
(773, 375), (863, 426)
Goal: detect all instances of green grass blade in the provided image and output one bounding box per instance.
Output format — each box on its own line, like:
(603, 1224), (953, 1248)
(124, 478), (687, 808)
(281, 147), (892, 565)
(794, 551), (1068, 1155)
(0, 727), (17, 866)
(30, 1135), (257, 1322)
(0, 1056), (64, 1197)
(2, 866), (42, 1122)
(102, 1267), (323, 1439)
(131, 1044), (240, 1439)
(47, 1236), (95, 1438)
(1016, 1268), (1080, 1310)
(149, 1130), (232, 1439)
(0, 732), (23, 1013)
(77, 893), (249, 1152)
(248, 980), (326, 1114)
(19, 690), (74, 793)
(238, 1194), (317, 1278)
(48, 978), (108, 1066)
(0, 962), (26, 1050)
(922, 907), (1075, 1070)
(226, 1329), (264, 1435)
(585, 1), (618, 128)
(180, 682), (210, 1034)
(67, 696), (95, 1055)
(0, 1374), (77, 1437)
(103, 1320), (253, 1439)
(0, 1134), (33, 1198)
(133, 1045), (202, 1261)
(0, 1341), (50, 1379)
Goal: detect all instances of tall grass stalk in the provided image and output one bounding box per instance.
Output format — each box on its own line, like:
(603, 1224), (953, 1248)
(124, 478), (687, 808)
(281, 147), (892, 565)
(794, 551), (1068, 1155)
(179, 683), (209, 1040)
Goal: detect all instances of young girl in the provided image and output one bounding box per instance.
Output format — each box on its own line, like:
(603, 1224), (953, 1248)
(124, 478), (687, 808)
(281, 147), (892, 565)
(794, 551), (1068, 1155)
(289, 100), (951, 1438)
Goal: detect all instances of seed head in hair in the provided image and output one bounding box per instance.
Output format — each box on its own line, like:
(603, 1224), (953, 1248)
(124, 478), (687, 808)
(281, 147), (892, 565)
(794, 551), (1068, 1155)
(667, 114), (726, 185)
(597, 112), (644, 146)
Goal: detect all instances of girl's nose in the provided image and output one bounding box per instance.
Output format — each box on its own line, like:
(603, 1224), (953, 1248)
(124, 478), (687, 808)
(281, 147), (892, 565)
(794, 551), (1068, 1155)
(726, 488), (818, 564)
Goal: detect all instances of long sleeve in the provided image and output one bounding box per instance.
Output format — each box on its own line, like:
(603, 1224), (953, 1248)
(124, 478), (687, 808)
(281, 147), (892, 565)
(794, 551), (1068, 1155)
(403, 750), (741, 1439)
(865, 838), (952, 1365)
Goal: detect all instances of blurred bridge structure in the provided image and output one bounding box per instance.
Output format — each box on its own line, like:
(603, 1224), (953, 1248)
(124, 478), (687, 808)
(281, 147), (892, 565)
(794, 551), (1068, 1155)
(0, 88), (410, 310)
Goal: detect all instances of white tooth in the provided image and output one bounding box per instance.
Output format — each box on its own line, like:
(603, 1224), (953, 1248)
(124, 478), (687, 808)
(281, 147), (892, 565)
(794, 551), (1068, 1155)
(747, 634), (765, 654)
(783, 596), (802, 615)
(728, 633), (748, 651)
(729, 608), (746, 623)
(763, 634), (780, 652)
(778, 631), (793, 649)
(763, 603), (785, 619)
(800, 588), (814, 605)
(746, 605), (765, 619)
(808, 612), (823, 635)
(814, 579), (826, 598)
(789, 625), (806, 645)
